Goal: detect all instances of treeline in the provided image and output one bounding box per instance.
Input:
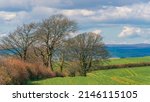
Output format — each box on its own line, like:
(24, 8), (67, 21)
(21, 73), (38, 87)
(0, 14), (109, 77)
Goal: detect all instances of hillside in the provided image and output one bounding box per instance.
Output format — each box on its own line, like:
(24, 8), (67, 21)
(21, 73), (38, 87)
(30, 66), (150, 85)
(29, 56), (150, 85)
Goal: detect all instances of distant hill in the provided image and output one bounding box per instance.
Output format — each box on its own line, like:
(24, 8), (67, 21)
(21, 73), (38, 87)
(107, 43), (150, 48)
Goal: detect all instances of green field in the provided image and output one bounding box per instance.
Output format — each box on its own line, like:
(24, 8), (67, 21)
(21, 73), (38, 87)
(103, 56), (150, 65)
(30, 66), (150, 85)
(29, 57), (150, 85)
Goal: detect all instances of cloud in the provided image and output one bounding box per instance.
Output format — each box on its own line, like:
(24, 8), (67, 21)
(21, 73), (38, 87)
(0, 0), (29, 8)
(0, 11), (16, 21)
(69, 0), (150, 8)
(118, 26), (141, 38)
(62, 9), (95, 16)
(31, 6), (58, 18)
(1, 1), (150, 25)
(90, 2), (150, 24)
(118, 26), (150, 38)
(0, 33), (7, 37)
(0, 0), (73, 11)
(92, 30), (102, 34)
(31, 0), (73, 7)
(62, 2), (150, 24)
(91, 6), (132, 21)
(1, 0), (150, 45)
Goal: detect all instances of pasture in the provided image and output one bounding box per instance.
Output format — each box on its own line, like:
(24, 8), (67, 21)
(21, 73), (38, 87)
(30, 67), (150, 85)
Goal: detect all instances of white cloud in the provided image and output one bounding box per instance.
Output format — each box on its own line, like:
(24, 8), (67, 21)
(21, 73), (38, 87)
(62, 9), (95, 16)
(1, 2), (150, 25)
(90, 2), (150, 23)
(26, 7), (95, 23)
(91, 6), (132, 21)
(118, 26), (150, 38)
(118, 26), (141, 38)
(31, 7), (58, 18)
(0, 1), (150, 24)
(62, 2), (150, 23)
(0, 33), (7, 37)
(142, 39), (150, 44)
(16, 11), (30, 19)
(31, 0), (73, 7)
(0, 11), (16, 21)
(92, 30), (102, 34)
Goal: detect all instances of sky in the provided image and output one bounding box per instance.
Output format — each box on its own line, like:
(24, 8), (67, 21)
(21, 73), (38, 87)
(0, 0), (150, 44)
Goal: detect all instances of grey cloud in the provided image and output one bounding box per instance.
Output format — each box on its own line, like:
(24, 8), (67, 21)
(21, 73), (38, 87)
(0, 0), (150, 11)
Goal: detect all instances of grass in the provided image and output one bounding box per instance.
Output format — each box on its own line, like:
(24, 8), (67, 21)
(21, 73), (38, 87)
(105, 56), (150, 65)
(30, 66), (150, 85)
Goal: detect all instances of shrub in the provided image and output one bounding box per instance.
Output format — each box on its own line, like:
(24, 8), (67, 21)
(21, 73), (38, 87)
(67, 68), (76, 77)
(55, 71), (65, 77)
(0, 67), (11, 85)
(26, 63), (56, 80)
(0, 58), (55, 85)
(1, 58), (29, 84)
(66, 62), (81, 77)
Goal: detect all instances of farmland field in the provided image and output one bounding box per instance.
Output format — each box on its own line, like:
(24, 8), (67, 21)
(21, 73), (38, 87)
(29, 57), (150, 85)
(103, 56), (150, 65)
(30, 66), (150, 85)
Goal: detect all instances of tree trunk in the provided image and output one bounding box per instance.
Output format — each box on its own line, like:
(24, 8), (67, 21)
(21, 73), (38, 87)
(81, 68), (87, 76)
(80, 61), (87, 76)
(23, 49), (27, 61)
(49, 54), (53, 71)
(87, 57), (93, 70)
(60, 53), (64, 72)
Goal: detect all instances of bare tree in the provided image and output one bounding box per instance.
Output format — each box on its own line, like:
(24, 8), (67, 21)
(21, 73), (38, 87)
(0, 23), (37, 60)
(36, 14), (77, 71)
(53, 40), (68, 72)
(66, 32), (109, 76)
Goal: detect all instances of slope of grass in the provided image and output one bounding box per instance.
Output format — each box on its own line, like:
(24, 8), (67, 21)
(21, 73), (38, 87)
(30, 66), (150, 85)
(106, 56), (150, 65)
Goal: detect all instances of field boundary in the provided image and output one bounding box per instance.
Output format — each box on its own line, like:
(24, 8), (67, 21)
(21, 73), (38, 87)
(92, 62), (150, 71)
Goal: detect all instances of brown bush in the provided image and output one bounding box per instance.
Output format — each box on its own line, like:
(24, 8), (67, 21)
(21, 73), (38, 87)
(1, 58), (29, 84)
(0, 67), (11, 84)
(26, 64), (55, 80)
(0, 58), (55, 85)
